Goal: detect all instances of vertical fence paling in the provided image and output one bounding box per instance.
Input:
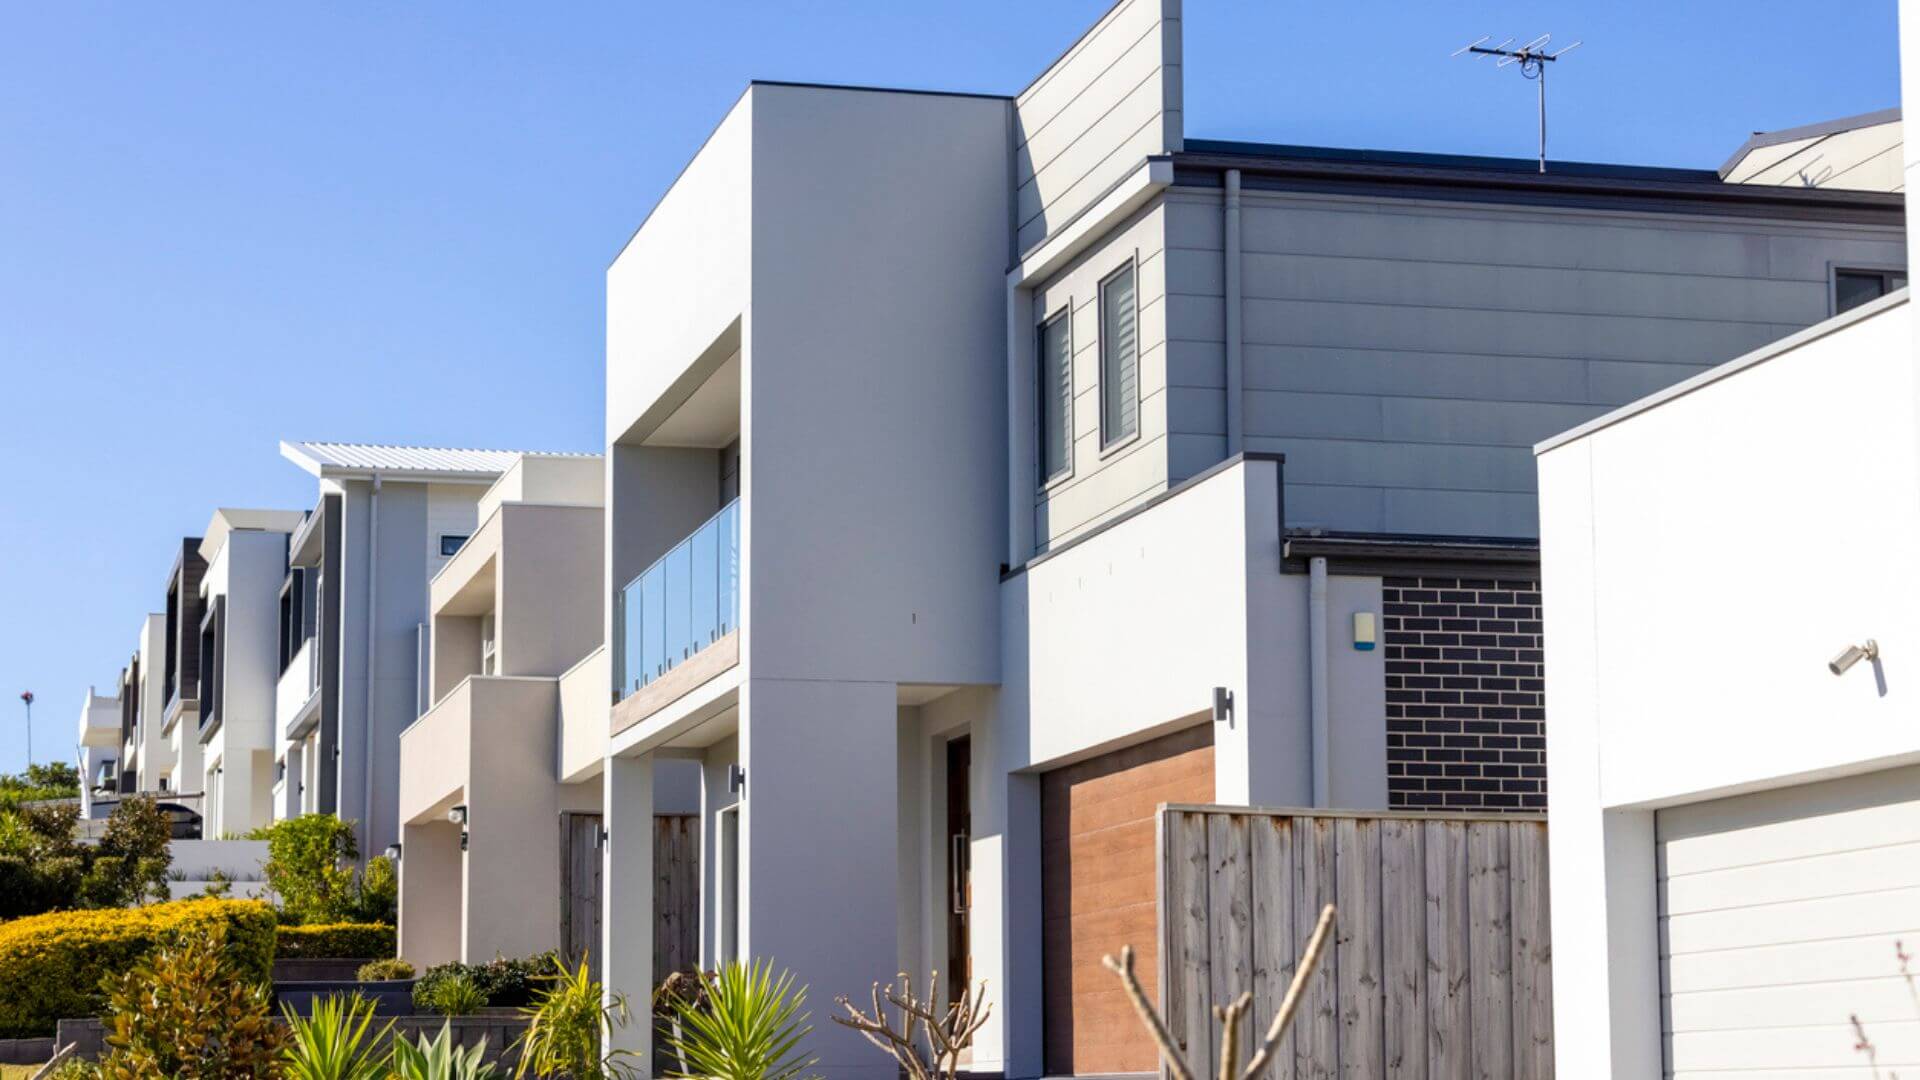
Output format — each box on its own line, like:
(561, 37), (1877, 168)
(1157, 808), (1553, 1080)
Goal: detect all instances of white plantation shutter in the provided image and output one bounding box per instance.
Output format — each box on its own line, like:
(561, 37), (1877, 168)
(1040, 312), (1072, 480)
(1101, 264), (1138, 444)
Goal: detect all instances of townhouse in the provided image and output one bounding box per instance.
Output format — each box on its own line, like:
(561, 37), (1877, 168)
(159, 537), (209, 796)
(194, 509), (307, 837)
(589, 0), (1905, 1075)
(114, 614), (171, 797)
(75, 688), (119, 816)
(273, 442), (555, 859)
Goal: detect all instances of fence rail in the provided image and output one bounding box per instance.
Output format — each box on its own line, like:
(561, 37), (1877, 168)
(1157, 806), (1552, 1080)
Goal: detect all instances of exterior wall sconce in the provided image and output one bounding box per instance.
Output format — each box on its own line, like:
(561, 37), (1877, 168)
(448, 804), (470, 851)
(1212, 686), (1234, 724)
(383, 843), (401, 862)
(1830, 639), (1881, 676)
(728, 764), (747, 796)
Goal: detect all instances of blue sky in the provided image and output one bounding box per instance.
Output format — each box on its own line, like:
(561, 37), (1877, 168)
(0, 1), (1899, 776)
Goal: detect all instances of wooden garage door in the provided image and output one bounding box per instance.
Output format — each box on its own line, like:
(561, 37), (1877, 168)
(1043, 725), (1214, 1075)
(1658, 764), (1920, 1077)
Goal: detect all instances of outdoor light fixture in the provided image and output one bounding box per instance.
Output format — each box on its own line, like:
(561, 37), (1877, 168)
(446, 804), (468, 825)
(1211, 686), (1234, 724)
(1829, 639), (1880, 676)
(728, 763), (747, 796)
(383, 843), (401, 862)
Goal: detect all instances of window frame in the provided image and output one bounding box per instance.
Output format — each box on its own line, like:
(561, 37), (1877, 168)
(1830, 264), (1908, 316)
(438, 534), (470, 558)
(1097, 254), (1142, 455)
(1036, 304), (1076, 489)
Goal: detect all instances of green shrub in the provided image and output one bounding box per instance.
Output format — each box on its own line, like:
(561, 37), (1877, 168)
(0, 897), (275, 1038)
(281, 991), (393, 1080)
(97, 925), (283, 1078)
(356, 957), (416, 981)
(391, 1021), (506, 1080)
(412, 952), (557, 1011)
(424, 973), (488, 1017)
(0, 797), (171, 918)
(660, 960), (816, 1080)
(0, 763), (80, 813)
(276, 921), (396, 959)
(254, 814), (398, 925)
(513, 953), (638, 1079)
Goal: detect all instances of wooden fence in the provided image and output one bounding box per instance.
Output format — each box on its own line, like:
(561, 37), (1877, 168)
(1157, 807), (1552, 1080)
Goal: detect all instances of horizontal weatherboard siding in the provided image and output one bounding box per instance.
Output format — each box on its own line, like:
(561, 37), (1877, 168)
(1160, 188), (1905, 535)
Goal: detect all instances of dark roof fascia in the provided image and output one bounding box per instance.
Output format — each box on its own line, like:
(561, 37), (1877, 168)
(1718, 106), (1902, 178)
(1172, 147), (1905, 225)
(1281, 532), (1540, 578)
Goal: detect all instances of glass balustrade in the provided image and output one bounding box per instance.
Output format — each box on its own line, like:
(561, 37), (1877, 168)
(616, 498), (740, 700)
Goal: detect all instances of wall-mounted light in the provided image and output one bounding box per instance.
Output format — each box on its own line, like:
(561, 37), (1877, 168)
(446, 804), (468, 826)
(383, 843), (402, 862)
(1830, 639), (1881, 676)
(1211, 687), (1234, 724)
(728, 764), (747, 796)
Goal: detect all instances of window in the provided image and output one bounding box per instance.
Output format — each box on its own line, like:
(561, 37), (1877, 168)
(1835, 268), (1907, 315)
(1099, 262), (1139, 447)
(439, 534), (469, 557)
(1038, 310), (1072, 483)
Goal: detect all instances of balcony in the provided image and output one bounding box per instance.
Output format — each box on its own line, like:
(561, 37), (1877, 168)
(614, 498), (739, 701)
(276, 636), (321, 747)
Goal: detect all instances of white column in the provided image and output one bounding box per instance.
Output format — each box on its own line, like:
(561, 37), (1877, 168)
(399, 821), (462, 968)
(603, 751), (654, 1062)
(740, 678), (899, 1080)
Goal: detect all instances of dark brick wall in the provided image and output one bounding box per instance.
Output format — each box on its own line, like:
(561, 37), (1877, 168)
(1383, 575), (1545, 812)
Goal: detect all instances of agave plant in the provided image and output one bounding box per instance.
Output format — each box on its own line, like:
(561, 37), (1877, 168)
(281, 992), (393, 1080)
(661, 960), (817, 1080)
(513, 953), (637, 1080)
(390, 1022), (505, 1080)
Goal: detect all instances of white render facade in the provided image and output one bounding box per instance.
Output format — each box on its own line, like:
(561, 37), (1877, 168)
(194, 508), (306, 838)
(273, 442), (526, 858)
(592, 1), (1906, 1075)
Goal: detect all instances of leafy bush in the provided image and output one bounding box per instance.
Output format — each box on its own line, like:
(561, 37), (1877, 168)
(412, 953), (557, 1012)
(282, 992), (394, 1080)
(254, 813), (398, 925)
(0, 762), (80, 812)
(0, 897), (275, 1038)
(513, 953), (637, 1079)
(357, 957), (416, 981)
(660, 960), (817, 1080)
(97, 926), (284, 1078)
(0, 797), (171, 918)
(390, 1021), (506, 1080)
(277, 921), (397, 959)
(425, 973), (488, 1017)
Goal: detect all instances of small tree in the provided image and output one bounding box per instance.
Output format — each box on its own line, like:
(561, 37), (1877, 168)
(81, 796), (172, 906)
(255, 813), (398, 924)
(97, 927), (284, 1078)
(833, 972), (990, 1080)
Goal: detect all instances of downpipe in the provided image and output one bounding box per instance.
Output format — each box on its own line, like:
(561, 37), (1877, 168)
(1309, 555), (1330, 807)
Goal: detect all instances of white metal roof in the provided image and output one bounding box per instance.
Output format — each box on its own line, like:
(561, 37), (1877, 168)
(280, 441), (588, 482)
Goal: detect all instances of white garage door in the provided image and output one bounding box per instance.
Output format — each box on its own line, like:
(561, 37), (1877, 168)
(1658, 764), (1920, 1078)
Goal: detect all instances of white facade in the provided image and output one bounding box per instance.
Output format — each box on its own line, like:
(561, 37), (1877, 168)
(195, 509), (305, 837)
(1537, 293), (1920, 1076)
(75, 687), (120, 816)
(595, 2), (1907, 1076)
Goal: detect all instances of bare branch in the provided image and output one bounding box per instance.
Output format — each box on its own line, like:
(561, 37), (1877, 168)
(1241, 904), (1338, 1080)
(1101, 945), (1197, 1080)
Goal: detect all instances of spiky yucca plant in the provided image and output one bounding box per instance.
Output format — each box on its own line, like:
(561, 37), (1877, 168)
(661, 960), (817, 1080)
(281, 992), (393, 1080)
(389, 1022), (505, 1080)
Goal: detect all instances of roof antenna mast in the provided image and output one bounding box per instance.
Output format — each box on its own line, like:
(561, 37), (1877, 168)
(1453, 35), (1581, 173)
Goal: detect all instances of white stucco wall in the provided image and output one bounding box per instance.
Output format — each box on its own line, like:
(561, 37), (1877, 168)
(1536, 293), (1920, 1077)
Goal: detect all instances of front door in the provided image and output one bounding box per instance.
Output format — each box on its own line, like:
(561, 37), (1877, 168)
(560, 811), (603, 981)
(946, 737), (972, 1005)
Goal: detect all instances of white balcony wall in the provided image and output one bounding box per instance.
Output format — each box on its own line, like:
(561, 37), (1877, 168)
(275, 638), (318, 749)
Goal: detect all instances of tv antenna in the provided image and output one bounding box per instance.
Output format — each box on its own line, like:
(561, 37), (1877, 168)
(1453, 34), (1581, 173)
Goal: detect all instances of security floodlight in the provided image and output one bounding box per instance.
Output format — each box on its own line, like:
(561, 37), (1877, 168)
(1829, 639), (1880, 676)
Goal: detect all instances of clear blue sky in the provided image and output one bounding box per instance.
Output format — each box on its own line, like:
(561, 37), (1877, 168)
(0, 1), (1899, 776)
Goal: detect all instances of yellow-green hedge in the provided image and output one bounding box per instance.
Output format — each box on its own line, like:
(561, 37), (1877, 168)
(0, 897), (275, 1038)
(274, 921), (395, 959)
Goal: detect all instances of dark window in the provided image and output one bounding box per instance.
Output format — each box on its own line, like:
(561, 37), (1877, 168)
(439, 534), (469, 557)
(1038, 310), (1072, 484)
(1835, 268), (1908, 314)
